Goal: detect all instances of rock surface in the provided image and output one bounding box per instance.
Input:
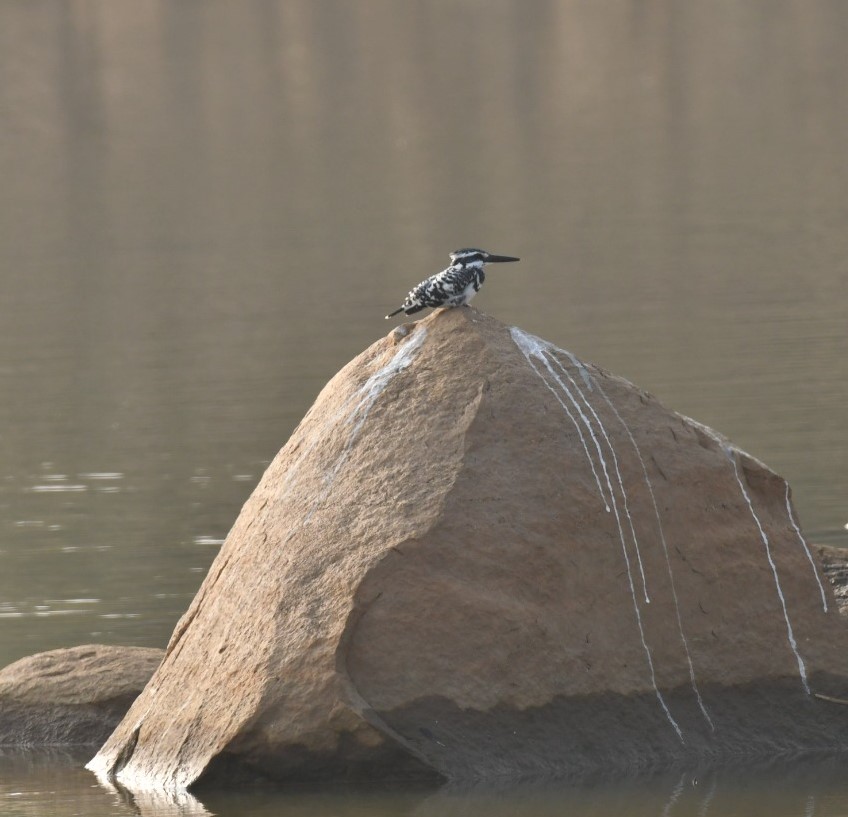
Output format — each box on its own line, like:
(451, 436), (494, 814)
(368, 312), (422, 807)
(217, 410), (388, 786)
(88, 308), (848, 790)
(0, 645), (163, 746)
(818, 545), (848, 616)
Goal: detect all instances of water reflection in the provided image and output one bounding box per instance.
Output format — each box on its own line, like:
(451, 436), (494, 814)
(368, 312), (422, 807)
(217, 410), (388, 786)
(70, 755), (848, 817)
(3, 727), (848, 816)
(95, 775), (214, 817)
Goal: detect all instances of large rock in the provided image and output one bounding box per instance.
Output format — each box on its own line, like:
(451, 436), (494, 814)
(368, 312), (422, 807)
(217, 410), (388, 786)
(0, 645), (163, 746)
(88, 309), (848, 790)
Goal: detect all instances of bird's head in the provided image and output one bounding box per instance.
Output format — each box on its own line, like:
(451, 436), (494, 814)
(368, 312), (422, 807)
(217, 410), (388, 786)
(449, 248), (520, 267)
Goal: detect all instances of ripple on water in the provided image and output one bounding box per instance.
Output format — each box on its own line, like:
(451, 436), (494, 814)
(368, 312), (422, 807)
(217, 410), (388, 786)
(60, 545), (112, 553)
(32, 610), (86, 618)
(0, 602), (96, 619)
(193, 536), (225, 546)
(29, 485), (87, 493)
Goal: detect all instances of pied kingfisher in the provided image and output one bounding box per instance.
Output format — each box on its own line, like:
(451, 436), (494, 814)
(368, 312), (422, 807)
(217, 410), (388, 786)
(385, 248), (520, 319)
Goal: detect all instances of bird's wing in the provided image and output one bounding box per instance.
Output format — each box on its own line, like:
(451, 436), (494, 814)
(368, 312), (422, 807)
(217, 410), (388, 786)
(412, 267), (473, 307)
(404, 271), (445, 309)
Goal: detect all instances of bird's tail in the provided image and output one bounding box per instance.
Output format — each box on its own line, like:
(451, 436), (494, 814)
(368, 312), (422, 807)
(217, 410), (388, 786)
(385, 307), (404, 319)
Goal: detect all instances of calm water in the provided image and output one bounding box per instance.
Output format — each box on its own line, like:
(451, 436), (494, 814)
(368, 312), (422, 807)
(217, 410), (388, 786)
(1, 0), (847, 813)
(3, 750), (848, 817)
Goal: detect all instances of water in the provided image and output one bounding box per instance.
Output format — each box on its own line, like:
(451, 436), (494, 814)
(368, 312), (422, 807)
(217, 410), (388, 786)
(4, 750), (848, 817)
(1, 1), (847, 813)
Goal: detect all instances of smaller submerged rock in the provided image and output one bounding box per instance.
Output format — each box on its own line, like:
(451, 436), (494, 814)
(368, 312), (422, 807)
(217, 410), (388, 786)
(818, 545), (848, 616)
(0, 645), (163, 746)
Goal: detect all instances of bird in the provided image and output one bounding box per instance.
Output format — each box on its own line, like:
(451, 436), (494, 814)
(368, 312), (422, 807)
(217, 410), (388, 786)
(385, 248), (520, 319)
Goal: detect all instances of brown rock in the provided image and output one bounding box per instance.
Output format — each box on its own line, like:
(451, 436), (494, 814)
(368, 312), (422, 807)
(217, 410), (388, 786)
(88, 309), (848, 790)
(0, 645), (163, 746)
(818, 544), (848, 616)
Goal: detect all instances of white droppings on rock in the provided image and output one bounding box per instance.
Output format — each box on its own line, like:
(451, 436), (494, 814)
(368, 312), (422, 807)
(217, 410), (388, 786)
(726, 448), (810, 694)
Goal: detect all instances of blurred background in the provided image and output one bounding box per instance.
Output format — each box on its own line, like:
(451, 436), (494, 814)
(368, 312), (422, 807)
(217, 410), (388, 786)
(1, 0), (846, 669)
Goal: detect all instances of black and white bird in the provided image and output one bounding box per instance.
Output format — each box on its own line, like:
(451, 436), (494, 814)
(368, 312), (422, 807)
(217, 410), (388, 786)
(385, 248), (520, 319)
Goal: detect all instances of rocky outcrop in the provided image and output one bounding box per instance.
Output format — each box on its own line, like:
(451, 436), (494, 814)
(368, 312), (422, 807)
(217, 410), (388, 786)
(0, 645), (163, 746)
(88, 308), (848, 791)
(818, 545), (848, 616)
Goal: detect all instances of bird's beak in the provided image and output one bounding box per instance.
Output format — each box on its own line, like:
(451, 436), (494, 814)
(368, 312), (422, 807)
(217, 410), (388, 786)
(485, 254), (520, 263)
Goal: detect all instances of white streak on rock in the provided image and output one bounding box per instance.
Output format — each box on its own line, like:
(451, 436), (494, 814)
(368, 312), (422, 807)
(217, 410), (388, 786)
(301, 328), (429, 522)
(282, 332), (427, 496)
(727, 449), (810, 694)
(510, 327), (684, 742)
(510, 328), (609, 511)
(785, 482), (828, 613)
(563, 349), (595, 391)
(589, 374), (715, 730)
(549, 355), (650, 604)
